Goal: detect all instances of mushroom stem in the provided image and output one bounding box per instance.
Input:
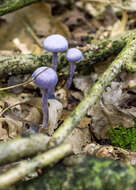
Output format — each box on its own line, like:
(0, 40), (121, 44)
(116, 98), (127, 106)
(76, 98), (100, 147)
(52, 53), (58, 71)
(48, 87), (55, 99)
(48, 52), (58, 98)
(42, 89), (48, 128)
(66, 62), (75, 89)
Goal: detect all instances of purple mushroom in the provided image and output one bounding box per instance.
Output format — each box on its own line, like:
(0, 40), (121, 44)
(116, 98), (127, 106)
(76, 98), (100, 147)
(32, 67), (58, 128)
(43, 34), (68, 71)
(66, 48), (83, 89)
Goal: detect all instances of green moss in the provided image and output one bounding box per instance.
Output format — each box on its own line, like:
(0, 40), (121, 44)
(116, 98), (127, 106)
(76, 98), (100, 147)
(13, 156), (136, 190)
(109, 121), (136, 150)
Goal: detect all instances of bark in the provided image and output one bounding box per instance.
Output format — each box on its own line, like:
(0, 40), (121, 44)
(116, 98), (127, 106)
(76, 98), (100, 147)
(0, 133), (50, 166)
(10, 155), (136, 190)
(0, 37), (127, 79)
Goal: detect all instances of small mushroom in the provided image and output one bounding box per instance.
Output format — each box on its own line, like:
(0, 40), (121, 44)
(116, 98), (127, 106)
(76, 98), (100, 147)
(66, 48), (83, 89)
(43, 34), (68, 71)
(32, 67), (58, 128)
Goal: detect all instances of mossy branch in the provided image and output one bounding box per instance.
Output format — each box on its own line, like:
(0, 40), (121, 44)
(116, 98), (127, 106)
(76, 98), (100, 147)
(0, 35), (127, 79)
(0, 134), (50, 166)
(124, 61), (136, 72)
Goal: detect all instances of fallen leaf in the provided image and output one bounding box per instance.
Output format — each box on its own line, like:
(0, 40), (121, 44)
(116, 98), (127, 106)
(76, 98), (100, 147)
(0, 120), (8, 141)
(0, 2), (70, 52)
(25, 106), (42, 124)
(73, 74), (98, 95)
(66, 127), (91, 154)
(0, 117), (22, 140)
(55, 88), (68, 108)
(110, 10), (128, 37)
(77, 117), (92, 129)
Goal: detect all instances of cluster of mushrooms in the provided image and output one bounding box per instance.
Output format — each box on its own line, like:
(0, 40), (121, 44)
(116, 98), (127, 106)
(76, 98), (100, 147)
(32, 34), (83, 129)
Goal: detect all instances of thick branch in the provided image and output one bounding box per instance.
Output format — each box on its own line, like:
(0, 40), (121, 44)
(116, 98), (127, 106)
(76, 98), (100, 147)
(0, 37), (127, 78)
(0, 133), (50, 166)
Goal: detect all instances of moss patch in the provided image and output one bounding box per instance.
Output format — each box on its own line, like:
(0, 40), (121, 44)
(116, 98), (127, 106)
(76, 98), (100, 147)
(109, 121), (136, 151)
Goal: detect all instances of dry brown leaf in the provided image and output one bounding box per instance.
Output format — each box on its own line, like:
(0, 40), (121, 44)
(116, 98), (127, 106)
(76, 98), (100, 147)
(73, 74), (97, 95)
(77, 117), (92, 128)
(0, 120), (8, 141)
(84, 143), (136, 167)
(85, 2), (106, 17)
(0, 2), (70, 52)
(84, 143), (129, 161)
(83, 143), (101, 154)
(121, 72), (136, 90)
(86, 0), (136, 11)
(70, 91), (83, 101)
(66, 127), (91, 154)
(25, 106), (42, 124)
(27, 97), (42, 111)
(55, 88), (68, 108)
(0, 117), (22, 140)
(110, 10), (128, 37)
(13, 38), (31, 54)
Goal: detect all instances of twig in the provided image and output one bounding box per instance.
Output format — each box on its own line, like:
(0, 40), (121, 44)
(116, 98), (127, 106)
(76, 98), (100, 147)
(0, 67), (48, 91)
(0, 78), (33, 91)
(0, 102), (25, 116)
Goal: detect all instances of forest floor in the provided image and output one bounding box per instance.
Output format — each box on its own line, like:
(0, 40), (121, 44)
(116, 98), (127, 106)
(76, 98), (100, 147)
(1, 0), (136, 189)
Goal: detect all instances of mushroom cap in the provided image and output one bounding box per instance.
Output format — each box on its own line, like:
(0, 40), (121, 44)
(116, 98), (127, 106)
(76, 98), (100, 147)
(43, 34), (68, 53)
(66, 48), (83, 62)
(32, 67), (58, 89)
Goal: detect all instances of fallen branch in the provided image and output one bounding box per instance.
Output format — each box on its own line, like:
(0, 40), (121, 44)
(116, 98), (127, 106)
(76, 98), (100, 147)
(0, 134), (50, 166)
(0, 36), (127, 78)
(0, 142), (72, 189)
